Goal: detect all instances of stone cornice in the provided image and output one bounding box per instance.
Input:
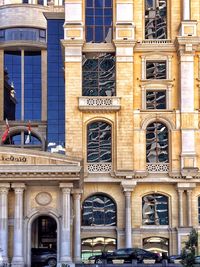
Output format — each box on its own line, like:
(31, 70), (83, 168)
(113, 39), (136, 48)
(175, 36), (200, 56)
(61, 39), (84, 48)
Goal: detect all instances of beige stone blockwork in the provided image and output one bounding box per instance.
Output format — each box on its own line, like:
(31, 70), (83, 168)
(195, 131), (200, 168)
(116, 62), (134, 170)
(181, 113), (199, 129)
(191, 0), (200, 36)
(191, 185), (200, 227)
(133, 130), (146, 171)
(8, 190), (14, 219)
(65, 62), (83, 158)
(171, 131), (181, 171)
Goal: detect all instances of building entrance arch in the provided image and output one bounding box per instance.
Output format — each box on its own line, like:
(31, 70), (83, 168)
(25, 211), (60, 267)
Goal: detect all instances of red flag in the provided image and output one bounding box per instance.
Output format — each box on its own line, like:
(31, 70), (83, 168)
(2, 119), (9, 142)
(25, 121), (31, 144)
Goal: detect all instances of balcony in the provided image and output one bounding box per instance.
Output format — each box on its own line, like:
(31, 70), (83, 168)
(146, 163), (169, 173)
(79, 97), (121, 112)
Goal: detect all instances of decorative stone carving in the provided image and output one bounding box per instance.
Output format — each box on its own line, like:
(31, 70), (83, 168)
(35, 192), (52, 206)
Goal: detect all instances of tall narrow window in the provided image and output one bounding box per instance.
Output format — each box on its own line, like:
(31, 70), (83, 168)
(145, 0), (167, 39)
(142, 194), (169, 225)
(146, 122), (168, 163)
(86, 0), (113, 43)
(87, 121), (111, 163)
(83, 53), (115, 96)
(82, 194), (116, 226)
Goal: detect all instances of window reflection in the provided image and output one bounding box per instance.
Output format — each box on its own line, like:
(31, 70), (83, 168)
(86, 0), (113, 43)
(145, 0), (167, 39)
(82, 237), (116, 261)
(47, 19), (65, 152)
(146, 91), (166, 109)
(87, 121), (111, 163)
(83, 53), (115, 96)
(146, 122), (168, 163)
(143, 237), (169, 255)
(142, 194), (168, 225)
(82, 194), (116, 226)
(146, 61), (166, 80)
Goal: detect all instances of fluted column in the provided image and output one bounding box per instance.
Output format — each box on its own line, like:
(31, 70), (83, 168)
(73, 189), (82, 263)
(186, 190), (192, 226)
(177, 189), (184, 227)
(59, 183), (73, 264)
(0, 184), (10, 264)
(11, 183), (25, 267)
(182, 0), (190, 20)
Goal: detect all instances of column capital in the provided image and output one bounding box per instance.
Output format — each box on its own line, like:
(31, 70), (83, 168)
(0, 183), (10, 194)
(60, 183), (73, 194)
(121, 180), (137, 193)
(11, 183), (26, 193)
(176, 182), (196, 191)
(72, 189), (83, 196)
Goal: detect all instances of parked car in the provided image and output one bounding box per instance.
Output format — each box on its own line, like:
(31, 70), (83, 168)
(31, 248), (57, 267)
(168, 255), (182, 263)
(88, 248), (161, 264)
(195, 256), (200, 264)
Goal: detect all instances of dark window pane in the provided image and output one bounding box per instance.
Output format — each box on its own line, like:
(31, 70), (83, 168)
(146, 61), (166, 79)
(146, 91), (166, 109)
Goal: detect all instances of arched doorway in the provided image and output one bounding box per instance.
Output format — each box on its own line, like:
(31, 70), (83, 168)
(31, 216), (57, 267)
(143, 237), (169, 256)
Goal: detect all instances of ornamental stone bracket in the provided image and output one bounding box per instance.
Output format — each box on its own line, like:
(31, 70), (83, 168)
(121, 180), (137, 192)
(181, 167), (199, 179)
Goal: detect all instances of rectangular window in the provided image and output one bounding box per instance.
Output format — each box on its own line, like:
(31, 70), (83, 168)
(146, 90), (166, 109)
(145, 0), (167, 39)
(146, 61), (166, 79)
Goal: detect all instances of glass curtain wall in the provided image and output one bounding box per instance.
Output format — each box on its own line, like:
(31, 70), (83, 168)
(47, 19), (65, 152)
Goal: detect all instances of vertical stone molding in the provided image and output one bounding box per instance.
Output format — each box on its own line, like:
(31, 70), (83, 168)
(59, 183), (73, 263)
(177, 189), (184, 227)
(72, 189), (82, 263)
(11, 183), (26, 267)
(121, 181), (136, 248)
(182, 0), (190, 20)
(186, 190), (192, 226)
(0, 183), (10, 264)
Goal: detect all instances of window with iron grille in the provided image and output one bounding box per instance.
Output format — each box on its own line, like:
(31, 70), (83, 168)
(83, 53), (115, 96)
(145, 0), (167, 39)
(85, 0), (113, 43)
(87, 121), (111, 163)
(146, 122), (168, 163)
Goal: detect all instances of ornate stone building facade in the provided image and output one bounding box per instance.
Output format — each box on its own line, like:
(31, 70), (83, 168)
(1, 0), (200, 266)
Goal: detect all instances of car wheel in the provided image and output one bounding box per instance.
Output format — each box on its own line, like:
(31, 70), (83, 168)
(95, 258), (103, 264)
(47, 258), (57, 267)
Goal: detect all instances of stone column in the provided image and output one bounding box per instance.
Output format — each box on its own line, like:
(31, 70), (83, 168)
(121, 181), (136, 248)
(11, 183), (25, 267)
(73, 189), (82, 263)
(177, 189), (184, 227)
(0, 183), (10, 264)
(182, 0), (190, 20)
(186, 190), (192, 226)
(59, 183), (73, 264)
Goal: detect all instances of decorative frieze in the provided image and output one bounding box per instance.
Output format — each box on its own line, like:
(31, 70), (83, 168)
(87, 163), (112, 173)
(79, 97), (121, 112)
(146, 163), (169, 173)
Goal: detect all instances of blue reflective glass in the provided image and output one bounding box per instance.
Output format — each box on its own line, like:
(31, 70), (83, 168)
(4, 51), (21, 120)
(24, 51), (41, 120)
(85, 0), (113, 42)
(47, 19), (65, 149)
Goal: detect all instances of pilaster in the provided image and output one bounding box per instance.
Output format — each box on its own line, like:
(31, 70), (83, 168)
(0, 183), (10, 264)
(59, 183), (73, 264)
(121, 181), (137, 248)
(72, 189), (82, 263)
(11, 183), (26, 267)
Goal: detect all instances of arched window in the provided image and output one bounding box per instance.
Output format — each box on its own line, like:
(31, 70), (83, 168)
(146, 122), (168, 163)
(81, 237), (116, 261)
(142, 194), (168, 225)
(82, 194), (116, 226)
(85, 0), (113, 43)
(87, 121), (111, 163)
(145, 0), (167, 39)
(1, 127), (45, 151)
